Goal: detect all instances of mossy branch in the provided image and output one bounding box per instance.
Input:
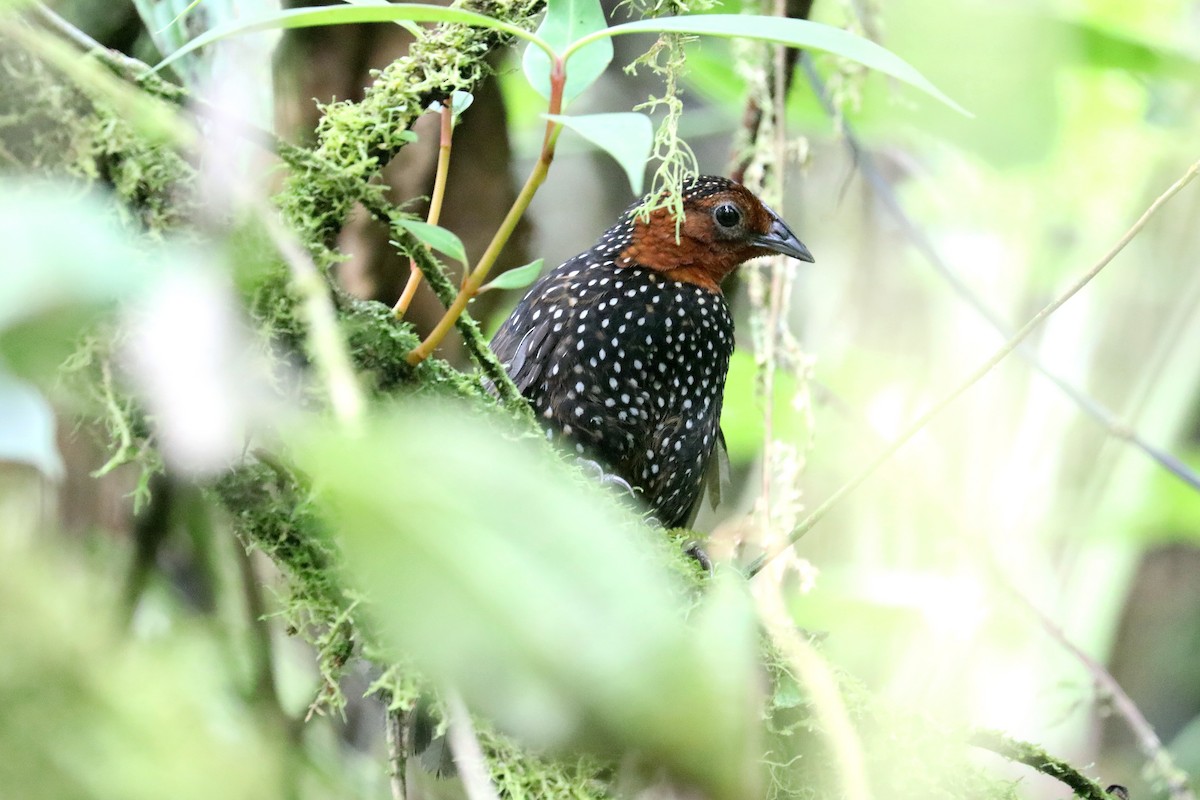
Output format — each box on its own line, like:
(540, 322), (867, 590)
(279, 0), (547, 251)
(969, 730), (1123, 800)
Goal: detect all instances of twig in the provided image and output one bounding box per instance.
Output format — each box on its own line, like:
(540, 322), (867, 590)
(388, 223), (528, 412)
(728, 0), (813, 546)
(32, 3), (102, 52)
(970, 729), (1116, 799)
(261, 207), (365, 427)
(406, 58), (567, 365)
(780, 378), (1191, 799)
(747, 156), (1200, 578)
(446, 691), (501, 800)
(802, 57), (1200, 498)
(385, 704), (409, 800)
(983, 554), (1195, 800)
(969, 729), (1121, 800)
(763, 609), (872, 800)
(395, 102), (455, 316)
(234, 541), (301, 742)
(404, 143), (553, 365)
(728, 0), (814, 184)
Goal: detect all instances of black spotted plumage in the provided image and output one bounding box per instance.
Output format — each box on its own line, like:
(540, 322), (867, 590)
(490, 175), (812, 528)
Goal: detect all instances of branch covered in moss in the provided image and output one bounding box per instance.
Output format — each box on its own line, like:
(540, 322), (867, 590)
(970, 729), (1123, 800)
(0, 30), (199, 232)
(279, 0), (546, 254)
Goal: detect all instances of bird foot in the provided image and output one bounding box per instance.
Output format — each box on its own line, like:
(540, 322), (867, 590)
(573, 457), (638, 500)
(683, 540), (713, 574)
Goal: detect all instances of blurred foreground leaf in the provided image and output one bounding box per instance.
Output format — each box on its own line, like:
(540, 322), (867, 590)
(0, 183), (161, 331)
(0, 542), (284, 799)
(290, 402), (763, 800)
(0, 183), (172, 379)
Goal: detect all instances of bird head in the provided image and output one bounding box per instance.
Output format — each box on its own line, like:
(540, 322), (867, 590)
(615, 175), (814, 293)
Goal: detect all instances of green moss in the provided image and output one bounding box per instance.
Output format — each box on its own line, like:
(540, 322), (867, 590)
(213, 459), (359, 712)
(481, 727), (612, 800)
(0, 39), (197, 234)
(279, 0), (545, 253)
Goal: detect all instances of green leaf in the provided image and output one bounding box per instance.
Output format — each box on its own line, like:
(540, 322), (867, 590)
(545, 112), (652, 194)
(565, 14), (969, 116)
(153, 3), (555, 73)
(291, 403), (762, 800)
(522, 0), (613, 106)
(393, 218), (468, 267)
(481, 258), (544, 292)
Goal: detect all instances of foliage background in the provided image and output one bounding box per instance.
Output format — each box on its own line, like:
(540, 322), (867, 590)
(1, 0), (1199, 798)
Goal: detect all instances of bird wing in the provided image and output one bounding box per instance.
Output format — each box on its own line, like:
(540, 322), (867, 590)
(489, 265), (579, 394)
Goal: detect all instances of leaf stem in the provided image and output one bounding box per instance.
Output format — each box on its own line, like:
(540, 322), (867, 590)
(394, 102), (455, 316)
(406, 58), (566, 365)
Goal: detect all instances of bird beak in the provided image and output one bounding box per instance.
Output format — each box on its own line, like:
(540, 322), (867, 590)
(752, 211), (815, 263)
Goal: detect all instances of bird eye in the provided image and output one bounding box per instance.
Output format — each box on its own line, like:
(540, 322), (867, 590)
(713, 203), (742, 229)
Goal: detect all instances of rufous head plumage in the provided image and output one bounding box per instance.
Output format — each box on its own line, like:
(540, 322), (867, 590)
(615, 176), (814, 292)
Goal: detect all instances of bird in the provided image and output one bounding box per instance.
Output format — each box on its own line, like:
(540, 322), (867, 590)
(490, 175), (814, 528)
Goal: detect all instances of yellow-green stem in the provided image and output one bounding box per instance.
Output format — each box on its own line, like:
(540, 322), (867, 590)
(405, 143), (555, 364)
(394, 103), (455, 316)
(406, 60), (566, 365)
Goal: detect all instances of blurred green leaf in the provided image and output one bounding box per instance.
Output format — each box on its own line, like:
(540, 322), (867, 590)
(0, 184), (170, 380)
(291, 402), (762, 800)
(566, 14), (968, 115)
(1064, 18), (1200, 78)
(393, 218), (468, 267)
(886, 0), (1065, 165)
(522, 0), (613, 106)
(481, 258), (544, 292)
(0, 543), (285, 799)
(0, 184), (160, 332)
(545, 112), (652, 194)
